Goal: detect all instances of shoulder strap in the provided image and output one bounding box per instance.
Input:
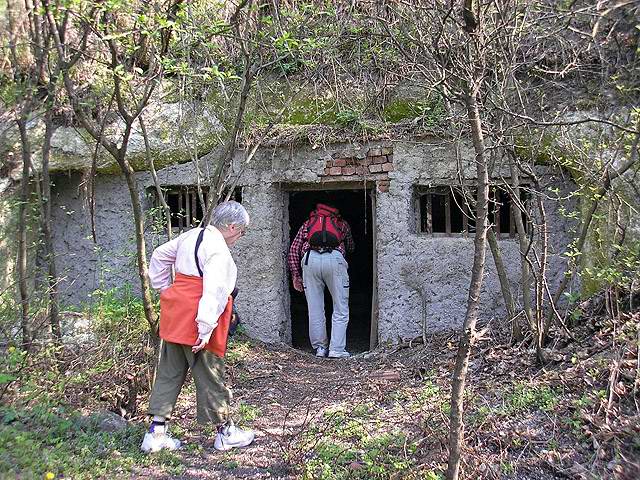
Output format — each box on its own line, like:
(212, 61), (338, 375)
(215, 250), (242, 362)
(194, 228), (206, 277)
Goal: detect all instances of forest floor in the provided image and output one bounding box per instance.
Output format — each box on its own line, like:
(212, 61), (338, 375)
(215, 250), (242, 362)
(1, 310), (639, 479)
(132, 311), (639, 480)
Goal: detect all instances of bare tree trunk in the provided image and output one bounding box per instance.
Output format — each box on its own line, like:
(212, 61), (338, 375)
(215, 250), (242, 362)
(16, 118), (33, 351)
(140, 115), (167, 382)
(120, 158), (159, 336)
(140, 117), (172, 242)
(533, 181), (548, 363)
(40, 112), (61, 344)
(44, 2), (159, 337)
(487, 227), (517, 337)
(446, 90), (490, 480)
(508, 156), (535, 335)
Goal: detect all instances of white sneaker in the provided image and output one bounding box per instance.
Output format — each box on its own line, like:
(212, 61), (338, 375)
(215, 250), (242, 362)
(214, 422), (255, 451)
(328, 350), (351, 358)
(140, 425), (181, 453)
(315, 346), (328, 357)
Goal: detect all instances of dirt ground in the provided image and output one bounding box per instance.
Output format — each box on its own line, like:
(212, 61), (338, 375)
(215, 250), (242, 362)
(130, 315), (640, 480)
(134, 340), (427, 479)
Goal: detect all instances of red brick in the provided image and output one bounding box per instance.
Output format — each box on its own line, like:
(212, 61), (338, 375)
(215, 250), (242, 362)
(357, 157), (372, 166)
(323, 168), (331, 175)
(342, 166), (356, 175)
(381, 162), (394, 172)
(356, 166), (367, 175)
(381, 146), (393, 155)
(368, 147), (382, 156)
(369, 164), (383, 173)
(329, 166), (342, 175)
(387, 155), (394, 163)
(333, 158), (347, 167)
(346, 157), (357, 165)
(372, 155), (386, 164)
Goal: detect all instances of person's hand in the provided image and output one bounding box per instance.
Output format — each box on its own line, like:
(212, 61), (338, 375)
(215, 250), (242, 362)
(293, 277), (304, 292)
(192, 338), (207, 353)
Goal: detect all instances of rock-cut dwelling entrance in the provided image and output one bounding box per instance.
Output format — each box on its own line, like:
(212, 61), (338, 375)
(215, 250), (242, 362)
(287, 185), (375, 354)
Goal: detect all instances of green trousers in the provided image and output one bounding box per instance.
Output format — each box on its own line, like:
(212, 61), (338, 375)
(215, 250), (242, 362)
(148, 341), (231, 425)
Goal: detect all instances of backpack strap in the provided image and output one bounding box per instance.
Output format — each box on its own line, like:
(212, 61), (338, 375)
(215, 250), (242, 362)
(194, 228), (206, 277)
(321, 216), (327, 245)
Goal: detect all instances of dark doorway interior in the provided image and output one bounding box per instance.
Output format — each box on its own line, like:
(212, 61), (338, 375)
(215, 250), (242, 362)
(288, 188), (373, 353)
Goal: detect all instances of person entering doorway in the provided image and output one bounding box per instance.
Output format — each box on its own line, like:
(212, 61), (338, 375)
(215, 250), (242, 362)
(288, 202), (355, 358)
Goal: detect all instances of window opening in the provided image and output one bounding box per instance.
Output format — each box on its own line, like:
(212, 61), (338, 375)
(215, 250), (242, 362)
(222, 185), (243, 204)
(152, 185), (243, 233)
(416, 185), (528, 238)
(150, 186), (208, 232)
(168, 186), (208, 230)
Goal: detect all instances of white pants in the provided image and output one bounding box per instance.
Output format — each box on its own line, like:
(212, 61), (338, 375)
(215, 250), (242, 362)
(302, 250), (350, 353)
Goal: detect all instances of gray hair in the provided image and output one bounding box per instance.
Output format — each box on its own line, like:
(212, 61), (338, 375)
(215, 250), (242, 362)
(210, 200), (250, 229)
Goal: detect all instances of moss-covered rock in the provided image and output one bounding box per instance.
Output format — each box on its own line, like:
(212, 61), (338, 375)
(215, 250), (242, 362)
(1, 101), (224, 175)
(381, 97), (444, 124)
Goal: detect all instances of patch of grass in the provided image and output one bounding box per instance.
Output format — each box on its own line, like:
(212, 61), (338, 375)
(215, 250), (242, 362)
(424, 472), (445, 480)
(564, 393), (596, 436)
(225, 337), (253, 366)
(302, 431), (416, 480)
(237, 402), (261, 425)
(500, 460), (515, 475)
(503, 382), (560, 415)
(417, 381), (442, 404)
(0, 405), (181, 479)
(221, 459), (239, 469)
(390, 381), (448, 416)
(468, 404), (493, 427)
(297, 403), (418, 479)
(185, 442), (204, 454)
(321, 407), (369, 442)
(335, 108), (361, 127)
(351, 402), (375, 418)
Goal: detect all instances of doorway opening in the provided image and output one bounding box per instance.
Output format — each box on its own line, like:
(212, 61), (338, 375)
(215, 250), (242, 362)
(288, 187), (374, 353)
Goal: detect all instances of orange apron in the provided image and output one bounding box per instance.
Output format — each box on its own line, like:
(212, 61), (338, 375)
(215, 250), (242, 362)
(159, 272), (232, 358)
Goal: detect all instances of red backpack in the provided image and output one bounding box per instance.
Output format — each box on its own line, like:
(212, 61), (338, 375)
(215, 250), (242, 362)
(307, 203), (343, 250)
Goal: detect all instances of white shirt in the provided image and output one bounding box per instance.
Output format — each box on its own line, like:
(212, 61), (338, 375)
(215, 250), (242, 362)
(148, 226), (237, 343)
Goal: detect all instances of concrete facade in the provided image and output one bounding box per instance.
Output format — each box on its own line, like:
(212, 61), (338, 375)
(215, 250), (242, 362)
(50, 138), (575, 346)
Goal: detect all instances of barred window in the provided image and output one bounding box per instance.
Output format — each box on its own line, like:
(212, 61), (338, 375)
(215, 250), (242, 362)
(416, 185), (527, 237)
(165, 186), (209, 230)
(151, 185), (242, 232)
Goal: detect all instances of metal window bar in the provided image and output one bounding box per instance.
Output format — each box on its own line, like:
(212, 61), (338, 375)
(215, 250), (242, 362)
(426, 194), (433, 234)
(444, 191), (450, 235)
(193, 191), (198, 227)
(185, 187), (191, 229)
(493, 188), (500, 237)
(178, 190), (184, 230)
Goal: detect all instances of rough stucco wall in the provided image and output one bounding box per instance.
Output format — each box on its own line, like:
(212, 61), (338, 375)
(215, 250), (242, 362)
(232, 183), (289, 343)
(50, 139), (576, 346)
(134, 157), (290, 344)
(51, 173), (138, 304)
(375, 142), (523, 341)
